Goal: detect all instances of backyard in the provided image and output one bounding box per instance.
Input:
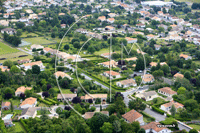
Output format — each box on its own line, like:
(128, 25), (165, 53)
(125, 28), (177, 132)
(7, 122), (26, 133)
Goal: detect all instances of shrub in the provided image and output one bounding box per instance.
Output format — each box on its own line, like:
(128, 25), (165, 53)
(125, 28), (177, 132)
(20, 119), (30, 133)
(152, 105), (165, 115)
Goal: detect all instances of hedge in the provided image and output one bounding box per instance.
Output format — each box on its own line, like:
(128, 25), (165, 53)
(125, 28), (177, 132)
(20, 119), (30, 133)
(154, 101), (170, 108)
(140, 111), (156, 121)
(152, 105), (165, 115)
(38, 97), (53, 105)
(176, 117), (191, 122)
(11, 112), (16, 119)
(45, 98), (58, 104)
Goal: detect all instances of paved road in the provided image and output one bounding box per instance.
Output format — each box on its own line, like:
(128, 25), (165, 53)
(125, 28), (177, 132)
(144, 108), (166, 122)
(17, 48), (33, 55)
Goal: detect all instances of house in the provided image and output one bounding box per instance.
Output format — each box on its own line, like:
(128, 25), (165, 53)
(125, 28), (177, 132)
(146, 34), (156, 40)
(59, 13), (65, 16)
(149, 62), (157, 67)
(57, 52), (70, 60)
(3, 118), (13, 127)
(136, 23), (145, 28)
(108, 13), (117, 18)
(158, 87), (177, 97)
(81, 94), (107, 103)
(43, 47), (54, 54)
(158, 11), (164, 16)
(155, 45), (161, 50)
(135, 91), (158, 101)
(122, 109), (144, 125)
(142, 74), (154, 84)
(61, 24), (66, 28)
(99, 60), (118, 68)
(1, 28), (16, 35)
(173, 73), (184, 79)
(1, 102), (11, 110)
(17, 59), (31, 64)
(31, 44), (44, 50)
(20, 97), (37, 109)
(105, 26), (115, 31)
(125, 37), (137, 43)
(84, 111), (109, 119)
(18, 107), (37, 119)
(0, 66), (10, 72)
(54, 71), (72, 80)
(133, 31), (144, 35)
(20, 61), (45, 71)
(152, 16), (161, 21)
(15, 86), (32, 96)
(116, 79), (137, 88)
(0, 20), (9, 26)
(107, 18), (115, 23)
(179, 54), (192, 60)
(141, 122), (171, 133)
(160, 101), (184, 112)
(57, 94), (77, 101)
(125, 57), (137, 62)
(66, 55), (83, 62)
(101, 52), (116, 59)
(98, 16), (106, 21)
(103, 71), (120, 79)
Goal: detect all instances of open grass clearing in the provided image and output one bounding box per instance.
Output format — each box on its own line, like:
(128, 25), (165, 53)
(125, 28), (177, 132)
(23, 37), (56, 45)
(0, 42), (19, 55)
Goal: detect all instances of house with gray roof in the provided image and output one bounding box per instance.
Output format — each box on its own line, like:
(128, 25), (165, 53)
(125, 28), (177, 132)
(135, 91), (158, 101)
(18, 107), (37, 119)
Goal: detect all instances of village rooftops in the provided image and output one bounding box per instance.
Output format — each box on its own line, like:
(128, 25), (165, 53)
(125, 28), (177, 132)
(16, 86), (32, 93)
(125, 57), (137, 61)
(21, 107), (36, 117)
(158, 87), (177, 95)
(118, 79), (136, 86)
(2, 102), (11, 107)
(104, 71), (120, 76)
(22, 61), (43, 67)
(174, 73), (184, 78)
(20, 97), (37, 106)
(81, 94), (107, 100)
(162, 101), (184, 108)
(122, 109), (142, 123)
(84, 111), (109, 119)
(141, 122), (169, 132)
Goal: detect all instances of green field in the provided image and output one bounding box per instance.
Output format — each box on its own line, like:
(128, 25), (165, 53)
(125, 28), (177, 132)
(188, 124), (200, 131)
(23, 37), (56, 45)
(21, 32), (39, 38)
(6, 122), (26, 133)
(0, 42), (19, 55)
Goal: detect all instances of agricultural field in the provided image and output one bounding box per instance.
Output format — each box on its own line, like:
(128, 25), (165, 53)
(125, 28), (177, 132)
(0, 42), (19, 55)
(23, 37), (56, 45)
(188, 124), (200, 131)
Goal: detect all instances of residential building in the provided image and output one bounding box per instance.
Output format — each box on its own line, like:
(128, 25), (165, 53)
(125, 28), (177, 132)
(160, 101), (184, 112)
(146, 34), (156, 40)
(108, 13), (117, 18)
(125, 57), (137, 62)
(122, 109), (144, 125)
(125, 37), (137, 43)
(15, 86), (32, 96)
(0, 66), (10, 72)
(57, 94), (77, 101)
(136, 23), (145, 28)
(98, 16), (106, 21)
(173, 73), (184, 79)
(99, 60), (118, 68)
(17, 59), (31, 64)
(84, 111), (109, 119)
(107, 18), (115, 23)
(105, 26), (115, 31)
(103, 71), (121, 79)
(142, 74), (154, 84)
(31, 44), (44, 50)
(135, 91), (158, 101)
(61, 24), (66, 28)
(54, 71), (72, 80)
(101, 52), (116, 59)
(18, 107), (37, 119)
(20, 97), (37, 109)
(141, 122), (172, 133)
(179, 54), (192, 60)
(158, 87), (177, 97)
(116, 79), (137, 88)
(1, 28), (16, 35)
(1, 102), (11, 110)
(20, 61), (45, 71)
(81, 94), (107, 103)
(155, 45), (161, 50)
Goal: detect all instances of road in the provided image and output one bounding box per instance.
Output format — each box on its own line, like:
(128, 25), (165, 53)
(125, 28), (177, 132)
(144, 108), (166, 122)
(17, 48), (33, 55)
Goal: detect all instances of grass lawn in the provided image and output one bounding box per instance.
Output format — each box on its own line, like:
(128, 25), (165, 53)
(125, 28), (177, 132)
(146, 97), (166, 105)
(21, 32), (38, 38)
(143, 116), (154, 123)
(0, 51), (32, 63)
(37, 110), (51, 115)
(60, 89), (73, 94)
(0, 42), (19, 55)
(188, 124), (200, 131)
(37, 102), (49, 107)
(23, 37), (55, 45)
(6, 122), (26, 133)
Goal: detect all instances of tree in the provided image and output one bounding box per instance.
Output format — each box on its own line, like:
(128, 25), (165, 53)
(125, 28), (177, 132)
(10, 65), (20, 73)
(3, 60), (13, 68)
(32, 65), (40, 74)
(189, 129), (198, 133)
(42, 91), (50, 97)
(100, 122), (113, 133)
(161, 65), (170, 75)
(64, 44), (70, 50)
(184, 71), (191, 80)
(194, 91), (200, 103)
(24, 89), (32, 97)
(170, 104), (176, 116)
(128, 98), (146, 111)
(56, 107), (63, 114)
(51, 32), (56, 38)
(177, 87), (186, 95)
(64, 106), (71, 110)
(72, 97), (81, 104)
(113, 120), (121, 133)
(88, 46), (95, 54)
(90, 112), (109, 133)
(184, 99), (199, 112)
(152, 70), (164, 79)
(138, 128), (146, 133)
(16, 29), (22, 36)
(114, 96), (126, 114)
(135, 57), (144, 71)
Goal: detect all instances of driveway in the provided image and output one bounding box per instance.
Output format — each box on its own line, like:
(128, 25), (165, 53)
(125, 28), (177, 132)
(144, 108), (166, 122)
